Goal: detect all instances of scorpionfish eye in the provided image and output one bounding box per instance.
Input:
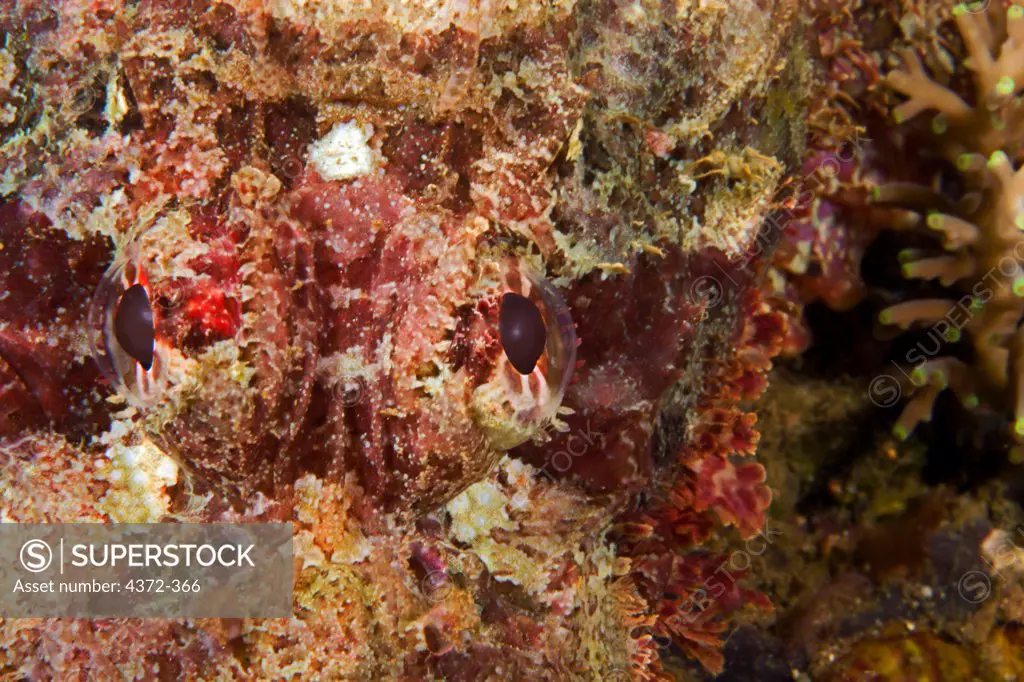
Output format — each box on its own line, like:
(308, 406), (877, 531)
(469, 258), (577, 450)
(87, 212), (246, 411)
(499, 292), (546, 374)
(87, 246), (167, 406)
(115, 284), (155, 371)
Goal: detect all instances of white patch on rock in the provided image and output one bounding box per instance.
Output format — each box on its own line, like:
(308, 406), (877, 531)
(309, 121), (375, 181)
(93, 419), (179, 522)
(447, 480), (513, 544)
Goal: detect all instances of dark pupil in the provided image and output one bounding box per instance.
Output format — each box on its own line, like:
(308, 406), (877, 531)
(115, 283), (155, 370)
(499, 292), (547, 375)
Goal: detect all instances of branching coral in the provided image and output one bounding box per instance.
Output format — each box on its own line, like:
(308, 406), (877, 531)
(873, 1), (1024, 447)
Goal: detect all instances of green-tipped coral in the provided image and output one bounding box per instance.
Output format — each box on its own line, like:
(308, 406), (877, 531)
(876, 2), (1024, 445)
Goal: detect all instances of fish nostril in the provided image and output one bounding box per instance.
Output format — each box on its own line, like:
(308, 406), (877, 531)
(114, 283), (155, 370)
(499, 292), (547, 375)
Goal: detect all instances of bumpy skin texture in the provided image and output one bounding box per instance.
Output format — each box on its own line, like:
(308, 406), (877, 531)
(0, 0), (803, 678)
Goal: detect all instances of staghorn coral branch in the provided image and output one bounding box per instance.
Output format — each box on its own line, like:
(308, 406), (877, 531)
(1008, 4), (1024, 43)
(955, 5), (1000, 96)
(878, 2), (1024, 450)
(923, 212), (981, 249)
(1010, 324), (1024, 441)
(867, 206), (924, 233)
(893, 357), (978, 440)
(870, 182), (952, 211)
(879, 298), (959, 329)
(999, 44), (1024, 92)
(973, 340), (1011, 393)
(1009, 3), (1024, 39)
(986, 148), (1014, 181)
(984, 150), (1024, 238)
(972, 307), (1024, 357)
(900, 253), (977, 285)
(910, 356), (977, 401)
(940, 357), (976, 404)
(885, 49), (973, 124)
(953, 4), (1024, 100)
(956, 151), (990, 174)
(996, 5), (1024, 89)
(956, 190), (986, 217)
(893, 383), (942, 441)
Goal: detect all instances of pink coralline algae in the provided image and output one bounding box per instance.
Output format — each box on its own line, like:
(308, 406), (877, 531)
(765, 0), (890, 356)
(768, 147), (887, 355)
(0, 0), (805, 678)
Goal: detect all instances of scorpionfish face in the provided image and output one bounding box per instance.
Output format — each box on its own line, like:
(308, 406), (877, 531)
(87, 202), (576, 510)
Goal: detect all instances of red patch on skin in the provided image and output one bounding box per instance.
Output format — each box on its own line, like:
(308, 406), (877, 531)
(187, 210), (233, 241)
(184, 286), (241, 340)
(145, 218), (245, 345)
(265, 100), (318, 189)
(381, 120), (453, 194)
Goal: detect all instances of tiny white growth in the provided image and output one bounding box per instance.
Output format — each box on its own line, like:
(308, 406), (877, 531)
(120, 445), (143, 467)
(446, 480), (512, 544)
(94, 418), (179, 521)
(309, 121), (375, 181)
(154, 458), (178, 482)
